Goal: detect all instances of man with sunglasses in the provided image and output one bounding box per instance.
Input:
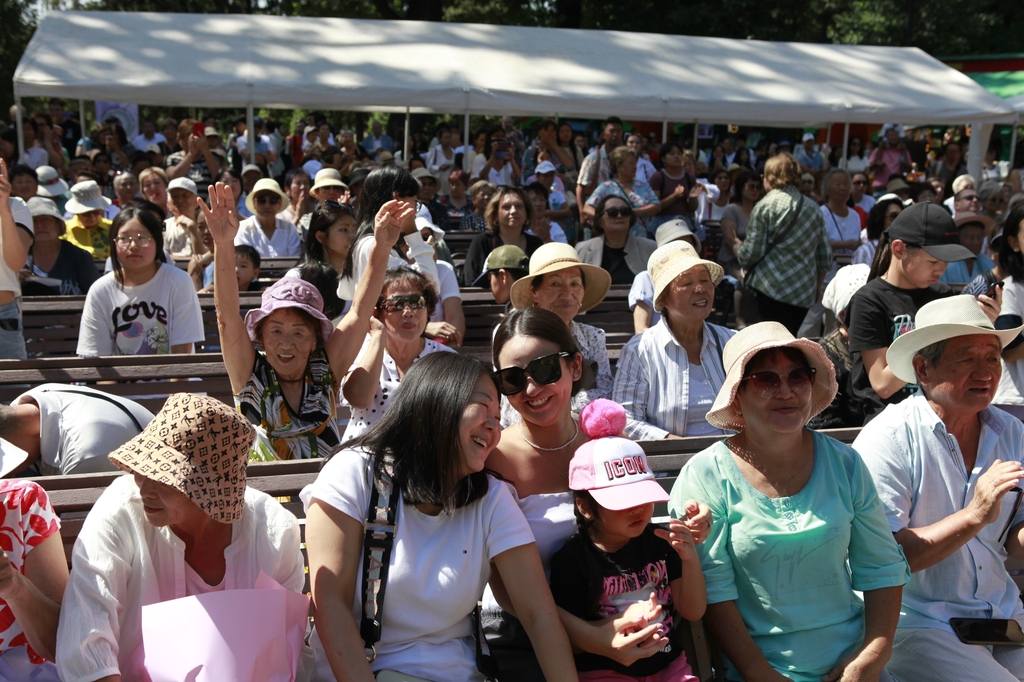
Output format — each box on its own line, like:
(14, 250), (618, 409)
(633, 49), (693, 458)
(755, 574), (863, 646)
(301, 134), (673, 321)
(854, 295), (1024, 682)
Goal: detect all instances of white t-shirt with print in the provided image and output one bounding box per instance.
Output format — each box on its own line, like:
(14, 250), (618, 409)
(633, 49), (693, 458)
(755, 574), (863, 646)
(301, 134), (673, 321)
(300, 450), (535, 682)
(76, 263), (204, 357)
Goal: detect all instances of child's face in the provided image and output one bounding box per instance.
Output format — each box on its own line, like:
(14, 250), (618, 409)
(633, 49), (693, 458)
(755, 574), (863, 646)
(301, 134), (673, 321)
(235, 254), (259, 290)
(583, 500), (655, 550)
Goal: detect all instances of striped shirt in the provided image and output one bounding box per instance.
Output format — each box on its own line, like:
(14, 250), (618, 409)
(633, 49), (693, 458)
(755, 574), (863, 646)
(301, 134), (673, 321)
(612, 318), (734, 440)
(738, 186), (832, 308)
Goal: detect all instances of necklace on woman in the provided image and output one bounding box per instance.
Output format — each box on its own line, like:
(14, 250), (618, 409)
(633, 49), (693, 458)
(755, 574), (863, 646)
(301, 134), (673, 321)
(518, 420), (579, 452)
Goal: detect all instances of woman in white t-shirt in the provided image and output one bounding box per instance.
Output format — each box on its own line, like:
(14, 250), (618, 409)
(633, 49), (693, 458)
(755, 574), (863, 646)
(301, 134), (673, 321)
(302, 352), (578, 682)
(994, 203), (1024, 418)
(77, 207), (204, 356)
(821, 169), (863, 284)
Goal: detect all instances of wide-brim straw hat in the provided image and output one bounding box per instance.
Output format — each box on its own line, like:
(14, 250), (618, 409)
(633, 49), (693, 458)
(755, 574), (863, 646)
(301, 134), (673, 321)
(706, 322), (838, 431)
(953, 211), (994, 232)
(510, 242), (611, 313)
(245, 178), (290, 215)
(649, 242), (724, 313)
(109, 393), (255, 524)
(887, 295), (1023, 384)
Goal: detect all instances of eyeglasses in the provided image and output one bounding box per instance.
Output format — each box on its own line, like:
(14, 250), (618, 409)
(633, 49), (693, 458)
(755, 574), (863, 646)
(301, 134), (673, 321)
(741, 367), (816, 398)
(255, 194), (281, 205)
(603, 207), (633, 218)
(377, 294), (426, 313)
(961, 194), (979, 202)
(495, 352), (572, 396)
(115, 234), (154, 248)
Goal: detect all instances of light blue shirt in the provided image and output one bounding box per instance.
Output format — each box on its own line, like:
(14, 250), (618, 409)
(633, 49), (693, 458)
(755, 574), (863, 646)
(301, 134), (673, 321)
(612, 317), (733, 439)
(673, 431), (910, 682)
(939, 252), (995, 284)
(854, 394), (1024, 632)
(627, 270), (660, 327)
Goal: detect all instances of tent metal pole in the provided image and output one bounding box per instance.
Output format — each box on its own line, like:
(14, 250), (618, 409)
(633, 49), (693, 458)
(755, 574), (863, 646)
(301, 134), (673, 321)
(404, 107), (410, 168)
(692, 121), (698, 156)
(662, 119), (668, 144)
(246, 105), (255, 165)
(79, 100), (87, 144)
(1009, 119), (1019, 172)
(842, 122), (850, 169)
(825, 123), (832, 150)
(463, 109), (471, 173)
(14, 94), (24, 162)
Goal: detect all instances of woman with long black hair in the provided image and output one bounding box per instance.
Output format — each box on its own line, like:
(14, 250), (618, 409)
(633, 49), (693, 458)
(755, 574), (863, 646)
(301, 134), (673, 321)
(990, 204), (1024, 418)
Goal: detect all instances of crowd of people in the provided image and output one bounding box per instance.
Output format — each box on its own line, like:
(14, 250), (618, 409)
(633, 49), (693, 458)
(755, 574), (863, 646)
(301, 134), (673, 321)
(1, 98), (1024, 681)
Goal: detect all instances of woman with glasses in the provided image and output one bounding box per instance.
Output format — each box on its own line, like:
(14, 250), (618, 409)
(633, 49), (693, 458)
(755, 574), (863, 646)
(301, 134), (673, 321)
(77, 207), (204, 356)
(614, 242), (735, 439)
(341, 266), (455, 443)
(576, 194), (657, 285)
(202, 182), (410, 460)
(232, 177), (301, 258)
(671, 322), (909, 682)
(483, 307), (713, 680)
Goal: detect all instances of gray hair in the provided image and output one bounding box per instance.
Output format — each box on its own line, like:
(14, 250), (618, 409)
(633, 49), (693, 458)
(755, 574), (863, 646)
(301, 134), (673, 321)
(914, 339), (949, 374)
(822, 169), (850, 198)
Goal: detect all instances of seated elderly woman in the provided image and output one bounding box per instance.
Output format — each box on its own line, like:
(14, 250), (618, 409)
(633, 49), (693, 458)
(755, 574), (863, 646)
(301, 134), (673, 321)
(56, 393), (304, 682)
(505, 242), (612, 425)
(576, 194), (657, 285)
(204, 182), (413, 460)
(614, 241), (735, 439)
(233, 178), (302, 258)
(341, 265), (455, 442)
(672, 322), (910, 682)
(0, 479), (68, 681)
(303, 352), (579, 682)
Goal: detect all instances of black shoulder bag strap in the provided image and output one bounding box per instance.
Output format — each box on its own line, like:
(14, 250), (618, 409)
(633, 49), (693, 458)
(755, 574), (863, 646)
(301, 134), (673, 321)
(360, 451), (398, 663)
(43, 388), (146, 432)
(745, 193), (804, 282)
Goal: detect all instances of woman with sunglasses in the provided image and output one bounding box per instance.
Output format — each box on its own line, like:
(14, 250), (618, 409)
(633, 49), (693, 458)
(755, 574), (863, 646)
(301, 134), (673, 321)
(232, 177), (302, 258)
(203, 182), (411, 460)
(672, 322), (909, 682)
(77, 207), (204, 357)
(576, 194), (657, 285)
(484, 308), (713, 679)
(341, 266), (455, 443)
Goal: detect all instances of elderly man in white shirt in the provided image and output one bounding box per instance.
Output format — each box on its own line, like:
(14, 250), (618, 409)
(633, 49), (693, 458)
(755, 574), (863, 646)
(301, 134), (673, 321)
(853, 295), (1024, 682)
(233, 177), (301, 258)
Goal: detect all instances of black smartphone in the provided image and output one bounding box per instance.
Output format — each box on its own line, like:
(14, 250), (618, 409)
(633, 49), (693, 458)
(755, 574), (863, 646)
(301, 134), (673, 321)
(950, 618), (1024, 646)
(986, 280), (1004, 299)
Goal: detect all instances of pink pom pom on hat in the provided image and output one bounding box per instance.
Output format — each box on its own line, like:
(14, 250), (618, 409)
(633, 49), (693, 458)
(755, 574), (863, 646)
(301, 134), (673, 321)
(568, 399), (669, 511)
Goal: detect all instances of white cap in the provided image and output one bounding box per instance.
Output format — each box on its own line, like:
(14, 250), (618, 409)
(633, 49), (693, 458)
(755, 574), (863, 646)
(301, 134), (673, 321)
(802, 132), (816, 142)
(535, 160), (557, 174)
(241, 164), (262, 176)
(415, 215), (444, 238)
(167, 177), (197, 195)
(8, 198), (34, 234)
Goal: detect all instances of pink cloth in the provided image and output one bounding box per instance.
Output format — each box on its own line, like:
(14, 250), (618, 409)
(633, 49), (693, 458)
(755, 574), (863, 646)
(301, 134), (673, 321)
(577, 651), (698, 682)
(868, 147), (905, 189)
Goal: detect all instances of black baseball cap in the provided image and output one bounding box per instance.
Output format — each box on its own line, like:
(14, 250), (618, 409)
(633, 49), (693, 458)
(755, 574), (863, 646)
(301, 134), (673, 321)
(887, 202), (973, 262)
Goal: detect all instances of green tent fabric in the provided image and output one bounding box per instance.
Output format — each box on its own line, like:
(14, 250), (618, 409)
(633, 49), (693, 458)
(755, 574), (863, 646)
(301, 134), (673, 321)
(968, 71), (1024, 99)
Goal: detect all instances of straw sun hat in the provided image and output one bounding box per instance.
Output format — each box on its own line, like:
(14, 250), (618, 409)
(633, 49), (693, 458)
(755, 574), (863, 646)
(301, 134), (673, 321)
(886, 295), (1022, 384)
(648, 241), (723, 313)
(245, 178), (291, 215)
(510, 242), (612, 313)
(108, 393), (255, 524)
(705, 322), (838, 431)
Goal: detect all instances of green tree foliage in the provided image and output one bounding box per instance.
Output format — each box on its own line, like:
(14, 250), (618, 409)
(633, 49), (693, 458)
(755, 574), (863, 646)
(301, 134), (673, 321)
(1, 0), (38, 117)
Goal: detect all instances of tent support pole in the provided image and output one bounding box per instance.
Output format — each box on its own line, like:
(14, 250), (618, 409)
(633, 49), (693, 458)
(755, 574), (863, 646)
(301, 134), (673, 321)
(662, 119), (668, 144)
(246, 105), (255, 165)
(842, 122), (850, 169)
(14, 94), (24, 161)
(825, 123), (832, 150)
(404, 107), (410, 167)
(79, 100), (87, 144)
(463, 110), (471, 173)
(1009, 120), (1019, 173)
(692, 121), (698, 156)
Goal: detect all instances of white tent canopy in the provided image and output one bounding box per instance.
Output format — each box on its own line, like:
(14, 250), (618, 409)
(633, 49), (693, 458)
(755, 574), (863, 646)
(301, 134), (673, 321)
(1009, 94), (1024, 114)
(14, 11), (1016, 126)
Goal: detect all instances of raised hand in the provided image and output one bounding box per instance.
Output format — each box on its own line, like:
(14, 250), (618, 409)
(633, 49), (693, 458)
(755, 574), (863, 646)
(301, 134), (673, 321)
(0, 160), (10, 204)
(374, 199), (416, 246)
(197, 182), (240, 245)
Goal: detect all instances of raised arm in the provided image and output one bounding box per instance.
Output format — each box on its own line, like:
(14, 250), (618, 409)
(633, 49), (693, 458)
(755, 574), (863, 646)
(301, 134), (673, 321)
(198, 183), (255, 393)
(328, 200), (413, 380)
(0, 161), (32, 274)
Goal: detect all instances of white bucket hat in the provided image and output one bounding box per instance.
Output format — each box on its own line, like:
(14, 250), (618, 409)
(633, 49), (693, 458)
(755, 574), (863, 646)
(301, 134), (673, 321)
(510, 242), (611, 313)
(886, 295), (1023, 384)
(245, 178), (290, 215)
(706, 322), (838, 431)
(27, 196), (64, 222)
(648, 241), (723, 312)
(167, 177), (197, 195)
(35, 166), (69, 198)
(65, 180), (111, 214)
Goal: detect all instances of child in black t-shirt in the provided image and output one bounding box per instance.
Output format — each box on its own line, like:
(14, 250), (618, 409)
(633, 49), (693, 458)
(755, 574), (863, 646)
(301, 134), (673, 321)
(550, 400), (706, 681)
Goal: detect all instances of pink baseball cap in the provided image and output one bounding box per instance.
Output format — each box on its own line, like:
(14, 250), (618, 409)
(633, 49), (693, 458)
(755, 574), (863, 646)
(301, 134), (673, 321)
(568, 399), (669, 511)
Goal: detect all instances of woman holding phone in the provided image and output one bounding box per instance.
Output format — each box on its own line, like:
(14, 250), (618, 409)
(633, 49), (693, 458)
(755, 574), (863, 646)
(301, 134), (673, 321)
(473, 128), (521, 186)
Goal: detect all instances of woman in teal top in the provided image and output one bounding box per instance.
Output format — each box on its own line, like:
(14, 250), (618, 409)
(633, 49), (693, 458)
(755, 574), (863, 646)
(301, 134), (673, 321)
(669, 322), (909, 682)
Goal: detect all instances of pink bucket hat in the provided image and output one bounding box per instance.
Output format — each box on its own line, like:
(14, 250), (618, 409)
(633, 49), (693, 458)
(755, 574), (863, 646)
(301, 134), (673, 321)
(568, 400), (669, 511)
(244, 277), (334, 346)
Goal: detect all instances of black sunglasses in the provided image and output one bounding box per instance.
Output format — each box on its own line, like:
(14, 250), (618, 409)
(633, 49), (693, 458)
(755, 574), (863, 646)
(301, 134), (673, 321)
(741, 367), (816, 398)
(377, 294), (426, 312)
(495, 352), (572, 396)
(603, 207), (633, 218)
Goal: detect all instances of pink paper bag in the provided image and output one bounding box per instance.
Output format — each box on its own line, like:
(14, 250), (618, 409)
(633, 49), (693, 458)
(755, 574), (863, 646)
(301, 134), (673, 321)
(141, 574), (310, 682)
